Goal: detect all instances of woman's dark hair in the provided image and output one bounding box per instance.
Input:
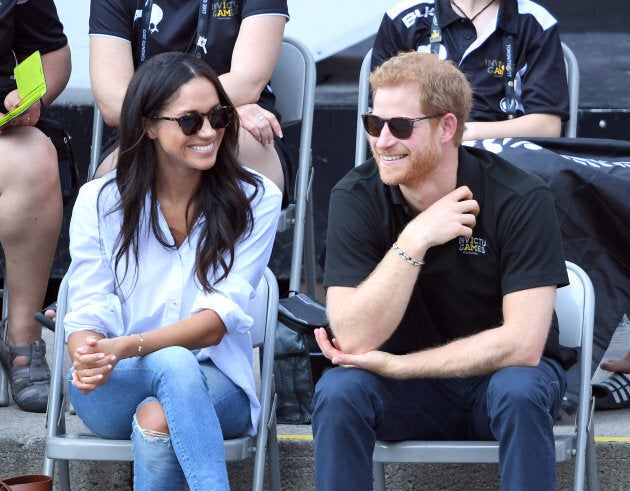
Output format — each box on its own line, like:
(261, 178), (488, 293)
(102, 51), (260, 293)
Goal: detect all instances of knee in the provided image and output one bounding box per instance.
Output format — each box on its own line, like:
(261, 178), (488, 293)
(146, 347), (203, 387)
(136, 400), (169, 436)
(313, 367), (375, 422)
(488, 367), (554, 415)
(1, 128), (59, 188)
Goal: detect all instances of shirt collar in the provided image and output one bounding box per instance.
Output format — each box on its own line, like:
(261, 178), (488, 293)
(436, 0), (519, 34)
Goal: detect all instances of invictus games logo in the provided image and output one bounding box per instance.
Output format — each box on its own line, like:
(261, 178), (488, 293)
(458, 236), (487, 255)
(212, 1), (239, 18)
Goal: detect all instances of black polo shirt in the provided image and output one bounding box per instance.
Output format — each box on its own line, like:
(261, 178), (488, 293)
(324, 146), (568, 361)
(371, 0), (569, 122)
(89, 0), (289, 114)
(0, 0), (67, 107)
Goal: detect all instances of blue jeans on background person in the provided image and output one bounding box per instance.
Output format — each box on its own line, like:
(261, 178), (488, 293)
(312, 357), (566, 491)
(68, 346), (250, 491)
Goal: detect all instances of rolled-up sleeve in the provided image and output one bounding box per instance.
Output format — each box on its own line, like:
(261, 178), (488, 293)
(63, 180), (121, 341)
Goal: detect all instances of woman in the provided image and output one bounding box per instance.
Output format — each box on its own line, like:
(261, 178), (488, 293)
(64, 52), (281, 490)
(89, 0), (289, 193)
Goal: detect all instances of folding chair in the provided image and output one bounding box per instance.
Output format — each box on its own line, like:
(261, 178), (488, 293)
(372, 261), (598, 491)
(88, 36), (317, 298)
(44, 267), (281, 491)
(355, 42), (580, 166)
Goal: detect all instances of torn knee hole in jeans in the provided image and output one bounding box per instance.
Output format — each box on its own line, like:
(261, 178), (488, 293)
(133, 414), (171, 442)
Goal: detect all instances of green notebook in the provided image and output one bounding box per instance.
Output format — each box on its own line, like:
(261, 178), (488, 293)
(0, 51), (47, 127)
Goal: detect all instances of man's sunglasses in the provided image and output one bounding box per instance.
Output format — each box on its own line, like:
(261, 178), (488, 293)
(151, 106), (235, 136)
(361, 113), (445, 139)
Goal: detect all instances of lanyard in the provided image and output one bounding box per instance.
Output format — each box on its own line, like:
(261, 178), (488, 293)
(428, 10), (518, 118)
(502, 34), (517, 118)
(139, 0), (153, 63)
(140, 0), (211, 63)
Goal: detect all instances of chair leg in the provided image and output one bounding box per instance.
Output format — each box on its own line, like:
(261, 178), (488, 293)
(266, 414), (282, 491)
(586, 431), (599, 491)
(58, 460), (71, 491)
(0, 283), (10, 406)
(373, 462), (386, 491)
(303, 192), (317, 299)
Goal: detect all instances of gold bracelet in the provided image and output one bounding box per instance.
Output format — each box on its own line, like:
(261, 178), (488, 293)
(137, 333), (144, 355)
(392, 242), (424, 266)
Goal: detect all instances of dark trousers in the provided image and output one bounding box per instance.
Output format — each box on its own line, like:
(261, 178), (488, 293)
(312, 358), (566, 491)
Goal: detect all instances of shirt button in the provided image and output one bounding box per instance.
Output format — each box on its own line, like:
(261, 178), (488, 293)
(464, 33), (472, 40)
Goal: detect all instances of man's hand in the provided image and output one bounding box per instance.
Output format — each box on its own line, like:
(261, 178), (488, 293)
(314, 327), (403, 378)
(400, 186), (479, 255)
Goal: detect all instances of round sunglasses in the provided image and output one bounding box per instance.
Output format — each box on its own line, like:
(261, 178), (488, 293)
(151, 106), (235, 136)
(361, 113), (445, 140)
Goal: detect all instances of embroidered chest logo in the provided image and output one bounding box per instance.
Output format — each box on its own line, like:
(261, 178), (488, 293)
(458, 236), (488, 255)
(485, 59), (506, 78)
(211, 1), (239, 18)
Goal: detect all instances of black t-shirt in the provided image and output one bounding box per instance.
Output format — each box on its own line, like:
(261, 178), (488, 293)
(0, 0), (67, 106)
(89, 0), (289, 113)
(324, 146), (569, 360)
(371, 0), (569, 122)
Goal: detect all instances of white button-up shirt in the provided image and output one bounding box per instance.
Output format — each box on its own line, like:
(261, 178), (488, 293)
(64, 170), (282, 435)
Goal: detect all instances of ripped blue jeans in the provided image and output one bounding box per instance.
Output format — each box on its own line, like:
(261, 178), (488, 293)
(68, 346), (250, 491)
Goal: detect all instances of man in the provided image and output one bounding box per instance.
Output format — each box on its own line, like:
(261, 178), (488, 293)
(0, 0), (71, 412)
(312, 51), (568, 490)
(371, 0), (569, 140)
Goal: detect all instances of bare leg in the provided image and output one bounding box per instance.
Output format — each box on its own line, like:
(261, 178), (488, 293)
(0, 127), (62, 361)
(237, 128), (284, 192)
(601, 352), (630, 373)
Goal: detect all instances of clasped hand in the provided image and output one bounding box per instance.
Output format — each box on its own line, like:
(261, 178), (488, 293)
(71, 336), (120, 395)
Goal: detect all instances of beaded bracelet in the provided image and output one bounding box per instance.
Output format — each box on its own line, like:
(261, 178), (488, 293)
(392, 242), (424, 266)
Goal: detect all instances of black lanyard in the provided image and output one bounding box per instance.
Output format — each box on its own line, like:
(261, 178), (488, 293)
(139, 0), (153, 63)
(502, 34), (517, 118)
(428, 10), (517, 118)
(140, 0), (210, 63)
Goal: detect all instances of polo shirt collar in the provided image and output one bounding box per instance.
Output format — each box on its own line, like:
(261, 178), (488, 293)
(437, 0), (519, 34)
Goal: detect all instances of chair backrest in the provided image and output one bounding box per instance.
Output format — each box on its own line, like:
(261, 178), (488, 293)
(354, 42), (580, 166)
(561, 42), (580, 138)
(271, 37), (318, 296)
(45, 267), (281, 490)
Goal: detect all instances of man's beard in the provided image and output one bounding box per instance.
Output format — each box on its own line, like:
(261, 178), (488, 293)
(374, 134), (441, 187)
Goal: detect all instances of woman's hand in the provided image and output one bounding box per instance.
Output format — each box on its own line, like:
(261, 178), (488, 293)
(236, 103), (282, 145)
(70, 336), (122, 395)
